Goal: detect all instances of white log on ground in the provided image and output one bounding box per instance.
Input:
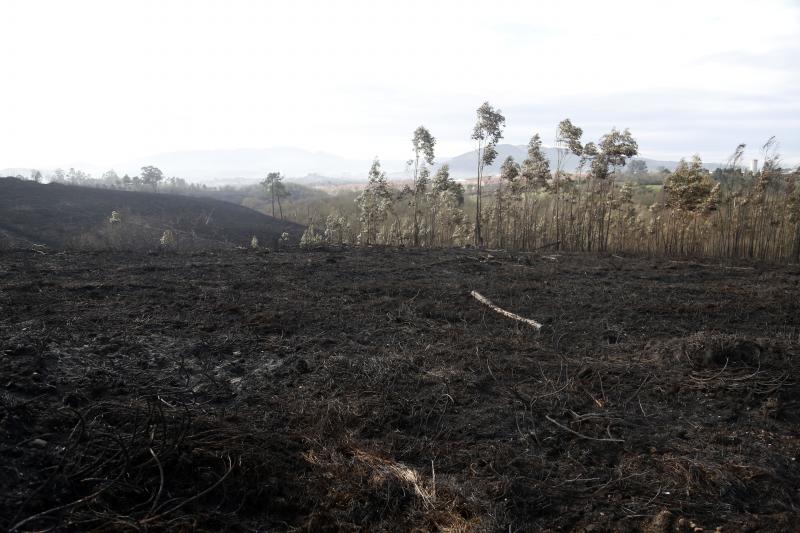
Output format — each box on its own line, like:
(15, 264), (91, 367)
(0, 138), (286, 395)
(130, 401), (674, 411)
(470, 290), (542, 331)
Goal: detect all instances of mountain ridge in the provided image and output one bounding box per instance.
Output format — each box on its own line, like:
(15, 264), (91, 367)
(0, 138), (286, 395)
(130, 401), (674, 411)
(3, 146), (726, 185)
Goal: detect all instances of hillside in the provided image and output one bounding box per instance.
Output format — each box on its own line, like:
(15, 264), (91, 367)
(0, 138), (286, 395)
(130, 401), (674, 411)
(0, 178), (304, 250)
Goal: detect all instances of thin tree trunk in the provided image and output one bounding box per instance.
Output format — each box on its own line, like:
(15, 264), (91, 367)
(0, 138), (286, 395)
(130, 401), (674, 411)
(412, 152), (420, 247)
(475, 141), (483, 247)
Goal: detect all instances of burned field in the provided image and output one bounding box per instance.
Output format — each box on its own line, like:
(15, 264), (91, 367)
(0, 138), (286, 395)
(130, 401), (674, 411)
(1, 248), (799, 531)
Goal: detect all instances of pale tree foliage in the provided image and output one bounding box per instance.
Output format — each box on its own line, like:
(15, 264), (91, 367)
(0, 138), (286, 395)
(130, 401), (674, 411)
(512, 133), (551, 249)
(554, 119), (584, 189)
(522, 134), (551, 190)
(494, 156), (520, 247)
(476, 121), (643, 253)
(553, 119), (584, 248)
(589, 128), (639, 180)
(159, 230), (177, 248)
(300, 224), (323, 247)
(140, 166), (164, 192)
(664, 156), (715, 212)
(324, 213), (349, 245)
(243, 108), (800, 262)
(572, 127), (639, 251)
(428, 164), (465, 246)
(409, 126), (436, 247)
(610, 140), (800, 261)
(648, 155), (733, 256)
(556, 119), (584, 157)
(104, 210), (129, 249)
(356, 159), (393, 245)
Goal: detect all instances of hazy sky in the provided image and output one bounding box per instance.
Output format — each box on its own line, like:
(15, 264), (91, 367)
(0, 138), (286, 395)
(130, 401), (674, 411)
(2, 0), (799, 169)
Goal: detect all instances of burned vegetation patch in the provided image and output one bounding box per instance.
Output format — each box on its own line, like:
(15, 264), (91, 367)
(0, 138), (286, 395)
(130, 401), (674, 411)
(1, 248), (799, 531)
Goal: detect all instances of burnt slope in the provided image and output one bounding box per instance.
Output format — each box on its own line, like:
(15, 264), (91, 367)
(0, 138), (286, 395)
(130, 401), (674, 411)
(0, 177), (304, 249)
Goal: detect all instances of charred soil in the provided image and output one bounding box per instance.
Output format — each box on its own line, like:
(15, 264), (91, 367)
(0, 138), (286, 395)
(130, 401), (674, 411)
(1, 248), (799, 531)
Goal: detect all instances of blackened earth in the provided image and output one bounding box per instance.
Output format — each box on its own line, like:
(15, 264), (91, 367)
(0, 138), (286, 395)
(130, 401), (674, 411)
(1, 247), (799, 531)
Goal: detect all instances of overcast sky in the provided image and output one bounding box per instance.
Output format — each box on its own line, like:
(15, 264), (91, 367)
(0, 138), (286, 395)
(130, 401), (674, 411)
(2, 0), (799, 170)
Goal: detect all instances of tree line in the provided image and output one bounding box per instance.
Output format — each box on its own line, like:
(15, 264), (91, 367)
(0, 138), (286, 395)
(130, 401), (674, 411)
(291, 102), (799, 262)
(10, 101), (799, 262)
(14, 166), (212, 194)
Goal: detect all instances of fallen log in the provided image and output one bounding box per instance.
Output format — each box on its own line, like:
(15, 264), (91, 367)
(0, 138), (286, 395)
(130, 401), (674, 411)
(470, 290), (542, 331)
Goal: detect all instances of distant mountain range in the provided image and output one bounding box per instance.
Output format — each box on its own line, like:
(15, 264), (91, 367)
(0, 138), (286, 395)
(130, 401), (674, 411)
(124, 145), (722, 182)
(124, 147), (404, 184)
(2, 145), (725, 186)
(437, 144), (722, 179)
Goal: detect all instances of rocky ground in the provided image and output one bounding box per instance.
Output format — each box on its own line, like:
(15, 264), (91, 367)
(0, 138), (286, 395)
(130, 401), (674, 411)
(1, 247), (799, 531)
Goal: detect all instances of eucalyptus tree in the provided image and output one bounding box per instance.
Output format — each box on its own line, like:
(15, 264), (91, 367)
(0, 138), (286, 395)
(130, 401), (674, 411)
(579, 142), (598, 175)
(590, 128), (638, 180)
(664, 156), (715, 213)
(661, 156), (717, 254)
(409, 126), (436, 247)
(589, 128), (638, 250)
(471, 101), (505, 247)
(496, 156), (520, 247)
(554, 120), (584, 248)
(521, 133), (551, 189)
(520, 133), (551, 248)
(429, 164), (465, 246)
(555, 119), (584, 179)
(356, 159), (393, 245)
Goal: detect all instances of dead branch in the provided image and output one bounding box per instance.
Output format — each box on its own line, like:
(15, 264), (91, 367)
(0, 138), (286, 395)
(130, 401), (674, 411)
(470, 291), (542, 331)
(544, 415), (624, 443)
(10, 483), (115, 531)
(141, 455), (234, 524)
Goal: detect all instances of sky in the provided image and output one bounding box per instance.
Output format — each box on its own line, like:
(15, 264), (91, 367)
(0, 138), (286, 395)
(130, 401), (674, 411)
(2, 0), (799, 171)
